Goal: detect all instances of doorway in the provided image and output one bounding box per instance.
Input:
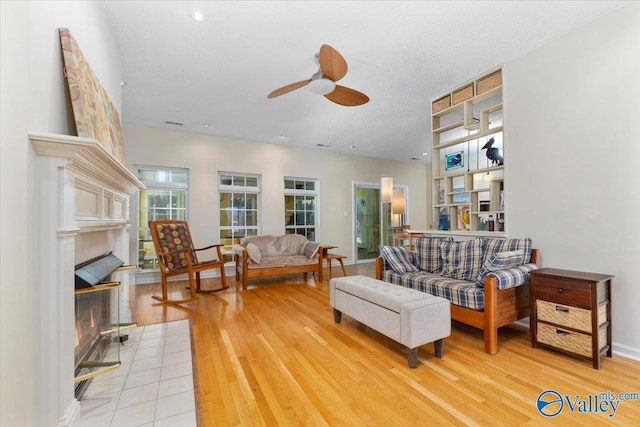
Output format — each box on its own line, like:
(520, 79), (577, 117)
(354, 183), (381, 263)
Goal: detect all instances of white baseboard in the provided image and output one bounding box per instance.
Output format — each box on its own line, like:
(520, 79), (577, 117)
(60, 399), (80, 427)
(134, 259), (357, 285)
(612, 343), (640, 362)
(134, 264), (235, 285)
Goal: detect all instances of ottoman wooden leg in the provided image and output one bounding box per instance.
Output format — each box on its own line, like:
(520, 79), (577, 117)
(408, 348), (418, 368)
(434, 339), (445, 358)
(333, 309), (342, 323)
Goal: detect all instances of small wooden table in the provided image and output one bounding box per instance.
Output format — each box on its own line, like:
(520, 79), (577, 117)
(530, 268), (613, 369)
(319, 245), (347, 281)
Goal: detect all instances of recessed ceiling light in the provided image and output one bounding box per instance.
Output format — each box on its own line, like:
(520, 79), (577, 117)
(202, 123), (211, 129)
(191, 9), (205, 22)
(350, 145), (356, 149)
(422, 152), (429, 156)
(120, 81), (127, 87)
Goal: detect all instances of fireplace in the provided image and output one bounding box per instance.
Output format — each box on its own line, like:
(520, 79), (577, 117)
(74, 253), (133, 399)
(30, 133), (144, 425)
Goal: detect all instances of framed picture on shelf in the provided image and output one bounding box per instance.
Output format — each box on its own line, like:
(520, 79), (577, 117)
(445, 151), (464, 170)
(452, 186), (469, 204)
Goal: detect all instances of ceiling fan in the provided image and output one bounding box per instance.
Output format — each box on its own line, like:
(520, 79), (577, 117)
(267, 44), (369, 107)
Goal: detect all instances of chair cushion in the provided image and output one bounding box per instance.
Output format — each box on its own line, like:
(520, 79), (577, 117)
(475, 249), (525, 287)
(439, 238), (483, 281)
(414, 236), (452, 273)
(154, 222), (195, 271)
(379, 245), (419, 273)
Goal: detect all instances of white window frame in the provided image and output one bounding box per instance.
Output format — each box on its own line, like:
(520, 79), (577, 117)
(218, 172), (261, 255)
(134, 165), (189, 270)
(284, 177), (319, 242)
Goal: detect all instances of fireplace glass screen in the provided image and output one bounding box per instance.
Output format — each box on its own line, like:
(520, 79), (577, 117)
(74, 284), (121, 386)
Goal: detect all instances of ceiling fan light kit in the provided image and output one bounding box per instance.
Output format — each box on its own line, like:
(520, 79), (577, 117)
(268, 44), (369, 106)
(308, 75), (336, 95)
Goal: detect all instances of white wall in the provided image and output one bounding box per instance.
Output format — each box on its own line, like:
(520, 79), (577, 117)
(505, 3), (640, 357)
(124, 124), (429, 263)
(0, 1), (122, 426)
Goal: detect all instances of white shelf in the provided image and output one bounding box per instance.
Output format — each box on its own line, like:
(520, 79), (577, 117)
(431, 69), (505, 235)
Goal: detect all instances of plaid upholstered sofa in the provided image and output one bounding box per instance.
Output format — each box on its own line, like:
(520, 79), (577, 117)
(375, 237), (539, 354)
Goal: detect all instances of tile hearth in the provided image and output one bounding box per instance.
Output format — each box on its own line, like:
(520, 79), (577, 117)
(74, 320), (197, 427)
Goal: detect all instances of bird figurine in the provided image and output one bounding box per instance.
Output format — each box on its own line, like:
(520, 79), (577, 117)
(481, 137), (503, 166)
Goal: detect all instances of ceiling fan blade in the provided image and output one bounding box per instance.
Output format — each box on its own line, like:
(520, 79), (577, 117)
(319, 44), (348, 82)
(324, 85), (369, 106)
(268, 79), (311, 99)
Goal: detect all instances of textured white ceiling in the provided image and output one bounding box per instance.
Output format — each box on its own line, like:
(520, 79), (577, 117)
(100, 1), (626, 163)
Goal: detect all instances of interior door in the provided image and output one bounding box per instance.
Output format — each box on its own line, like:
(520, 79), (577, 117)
(354, 183), (381, 263)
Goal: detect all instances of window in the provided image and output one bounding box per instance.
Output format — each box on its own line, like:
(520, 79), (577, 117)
(136, 166), (189, 270)
(219, 173), (261, 254)
(284, 177), (318, 241)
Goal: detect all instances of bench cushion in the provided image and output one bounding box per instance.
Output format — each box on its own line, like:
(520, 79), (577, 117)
(332, 275), (432, 313)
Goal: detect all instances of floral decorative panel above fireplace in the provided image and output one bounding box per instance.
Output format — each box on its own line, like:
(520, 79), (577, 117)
(59, 28), (126, 164)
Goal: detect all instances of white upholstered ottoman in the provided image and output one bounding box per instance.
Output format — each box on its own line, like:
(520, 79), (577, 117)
(330, 275), (451, 368)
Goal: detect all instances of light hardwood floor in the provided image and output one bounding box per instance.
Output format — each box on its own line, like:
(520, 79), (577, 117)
(130, 264), (640, 426)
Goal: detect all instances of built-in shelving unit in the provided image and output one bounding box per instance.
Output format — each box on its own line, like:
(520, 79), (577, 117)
(431, 68), (505, 235)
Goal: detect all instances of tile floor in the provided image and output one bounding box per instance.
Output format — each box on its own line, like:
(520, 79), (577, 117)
(74, 320), (198, 427)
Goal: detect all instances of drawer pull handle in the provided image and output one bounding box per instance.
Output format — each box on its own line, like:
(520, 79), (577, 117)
(555, 306), (570, 313)
(556, 329), (570, 336)
(557, 288), (564, 294)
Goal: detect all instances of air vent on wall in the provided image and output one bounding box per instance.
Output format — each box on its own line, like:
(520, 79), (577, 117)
(164, 120), (184, 126)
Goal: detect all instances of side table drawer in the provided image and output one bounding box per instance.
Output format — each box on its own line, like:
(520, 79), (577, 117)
(537, 322), (607, 358)
(534, 280), (592, 307)
(537, 300), (592, 332)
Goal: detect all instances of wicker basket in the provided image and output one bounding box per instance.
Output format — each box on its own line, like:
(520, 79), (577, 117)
(477, 70), (502, 94)
(452, 84), (474, 105)
(537, 322), (606, 358)
(432, 95), (451, 114)
(537, 300), (592, 332)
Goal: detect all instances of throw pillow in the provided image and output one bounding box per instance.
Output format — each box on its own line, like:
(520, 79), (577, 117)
(414, 236), (452, 273)
(481, 237), (532, 265)
(475, 249), (525, 287)
(303, 241), (320, 259)
(439, 239), (483, 281)
(379, 245), (419, 273)
(245, 242), (262, 264)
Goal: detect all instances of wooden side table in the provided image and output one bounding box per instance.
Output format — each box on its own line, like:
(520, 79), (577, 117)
(319, 245), (347, 281)
(530, 268), (613, 369)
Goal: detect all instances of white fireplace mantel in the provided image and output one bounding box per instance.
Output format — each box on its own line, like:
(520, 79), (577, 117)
(30, 133), (142, 195)
(29, 133), (144, 426)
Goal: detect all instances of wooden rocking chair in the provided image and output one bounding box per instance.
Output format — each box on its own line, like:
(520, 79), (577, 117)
(149, 220), (228, 304)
